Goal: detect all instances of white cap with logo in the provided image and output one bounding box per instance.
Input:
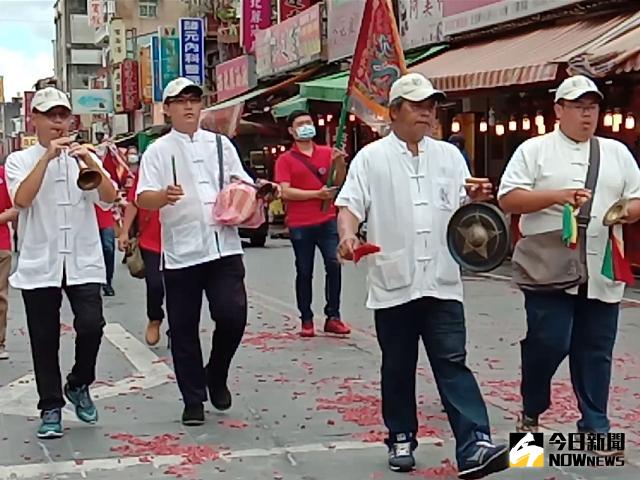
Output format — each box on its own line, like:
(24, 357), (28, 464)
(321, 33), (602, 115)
(389, 73), (445, 104)
(554, 75), (603, 103)
(163, 77), (204, 103)
(32, 87), (71, 112)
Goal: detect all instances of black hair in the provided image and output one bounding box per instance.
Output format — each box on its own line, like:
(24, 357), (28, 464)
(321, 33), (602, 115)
(287, 110), (313, 126)
(448, 134), (465, 148)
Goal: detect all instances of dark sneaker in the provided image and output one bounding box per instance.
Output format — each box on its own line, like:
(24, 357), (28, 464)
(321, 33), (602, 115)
(300, 322), (315, 337)
(516, 413), (539, 433)
(181, 404), (205, 426)
(37, 408), (64, 439)
(102, 285), (115, 297)
(324, 317), (351, 335)
(386, 434), (416, 472)
(64, 384), (98, 424)
(206, 366), (232, 411)
(458, 441), (509, 480)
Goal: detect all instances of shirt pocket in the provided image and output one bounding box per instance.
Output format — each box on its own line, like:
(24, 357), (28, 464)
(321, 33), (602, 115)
(171, 221), (205, 257)
(433, 177), (455, 211)
(369, 249), (414, 291)
(74, 232), (104, 270)
(435, 251), (460, 285)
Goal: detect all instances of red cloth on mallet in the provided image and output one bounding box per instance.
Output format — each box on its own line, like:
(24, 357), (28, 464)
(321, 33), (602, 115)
(353, 243), (381, 263)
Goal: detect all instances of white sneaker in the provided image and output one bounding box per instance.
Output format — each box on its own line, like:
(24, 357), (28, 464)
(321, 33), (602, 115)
(0, 346), (8, 360)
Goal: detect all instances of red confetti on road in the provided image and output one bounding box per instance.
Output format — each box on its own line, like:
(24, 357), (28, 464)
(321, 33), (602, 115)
(409, 459), (458, 478)
(109, 433), (220, 478)
(241, 330), (299, 352)
(218, 419), (249, 429)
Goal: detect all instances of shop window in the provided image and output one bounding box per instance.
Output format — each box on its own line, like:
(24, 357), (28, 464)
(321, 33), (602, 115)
(139, 0), (158, 18)
(68, 0), (87, 14)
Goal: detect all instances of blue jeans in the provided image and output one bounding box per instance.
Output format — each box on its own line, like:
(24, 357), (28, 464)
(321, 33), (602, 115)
(522, 287), (619, 432)
(289, 219), (341, 323)
(99, 228), (115, 287)
(374, 297), (491, 465)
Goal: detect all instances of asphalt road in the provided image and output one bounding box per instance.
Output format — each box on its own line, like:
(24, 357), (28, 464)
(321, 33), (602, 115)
(0, 239), (639, 480)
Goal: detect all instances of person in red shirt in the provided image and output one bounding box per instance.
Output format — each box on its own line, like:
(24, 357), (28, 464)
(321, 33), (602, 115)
(275, 111), (350, 338)
(95, 204), (116, 296)
(0, 166), (18, 359)
(118, 172), (164, 346)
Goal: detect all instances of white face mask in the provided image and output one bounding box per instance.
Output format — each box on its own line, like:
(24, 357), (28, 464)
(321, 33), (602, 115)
(128, 154), (139, 164)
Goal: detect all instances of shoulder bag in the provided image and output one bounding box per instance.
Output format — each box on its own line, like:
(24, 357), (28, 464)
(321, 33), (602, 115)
(512, 137), (600, 292)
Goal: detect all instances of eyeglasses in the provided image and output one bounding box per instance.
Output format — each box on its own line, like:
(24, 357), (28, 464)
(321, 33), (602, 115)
(561, 103), (599, 114)
(167, 96), (202, 105)
(40, 109), (72, 120)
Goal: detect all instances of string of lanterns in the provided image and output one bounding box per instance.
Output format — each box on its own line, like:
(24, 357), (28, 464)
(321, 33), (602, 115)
(452, 110), (636, 135)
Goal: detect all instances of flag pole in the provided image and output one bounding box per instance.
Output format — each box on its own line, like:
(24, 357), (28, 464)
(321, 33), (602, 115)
(321, 96), (350, 212)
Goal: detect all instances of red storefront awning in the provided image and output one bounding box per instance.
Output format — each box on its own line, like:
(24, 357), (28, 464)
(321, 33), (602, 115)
(412, 14), (633, 92)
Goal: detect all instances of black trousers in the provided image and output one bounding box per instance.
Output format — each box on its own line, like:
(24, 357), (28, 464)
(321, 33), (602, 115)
(140, 248), (165, 321)
(22, 282), (105, 411)
(163, 255), (247, 407)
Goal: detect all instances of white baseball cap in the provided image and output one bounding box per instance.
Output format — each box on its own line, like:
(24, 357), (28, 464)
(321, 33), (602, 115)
(554, 75), (603, 103)
(162, 77), (203, 103)
(31, 87), (71, 112)
(389, 73), (445, 104)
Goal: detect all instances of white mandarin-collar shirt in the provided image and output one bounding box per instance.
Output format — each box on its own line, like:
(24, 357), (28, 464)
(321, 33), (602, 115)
(136, 129), (252, 270)
(5, 143), (111, 289)
(498, 130), (640, 303)
(336, 132), (469, 310)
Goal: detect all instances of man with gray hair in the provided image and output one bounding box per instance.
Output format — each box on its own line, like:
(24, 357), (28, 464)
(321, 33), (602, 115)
(336, 73), (508, 478)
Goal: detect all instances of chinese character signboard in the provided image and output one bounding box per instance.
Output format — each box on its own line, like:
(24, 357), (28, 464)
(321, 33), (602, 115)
(326, 0), (365, 62)
(109, 18), (126, 64)
(24, 91), (35, 134)
(89, 0), (104, 27)
(0, 76), (4, 103)
(279, 0), (312, 21)
(241, 0), (272, 54)
(111, 63), (123, 113)
(255, 3), (322, 78)
(21, 136), (38, 149)
(215, 55), (257, 102)
(398, 0), (443, 50)
(159, 26), (181, 92)
(139, 45), (153, 104)
(151, 35), (163, 102)
(121, 59), (140, 112)
(179, 18), (205, 85)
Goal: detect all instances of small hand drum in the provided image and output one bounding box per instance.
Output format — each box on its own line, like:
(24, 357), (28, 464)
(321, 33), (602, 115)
(446, 202), (511, 272)
(603, 198), (630, 226)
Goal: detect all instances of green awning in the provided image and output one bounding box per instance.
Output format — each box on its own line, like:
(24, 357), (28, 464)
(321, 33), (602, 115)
(297, 45), (448, 103)
(204, 87), (269, 112)
(272, 95), (308, 118)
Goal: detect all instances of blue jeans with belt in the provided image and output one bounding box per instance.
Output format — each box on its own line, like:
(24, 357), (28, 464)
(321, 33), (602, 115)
(289, 219), (341, 323)
(521, 287), (619, 432)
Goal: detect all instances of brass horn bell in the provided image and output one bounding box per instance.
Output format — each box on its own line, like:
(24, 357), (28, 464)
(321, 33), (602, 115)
(75, 157), (103, 191)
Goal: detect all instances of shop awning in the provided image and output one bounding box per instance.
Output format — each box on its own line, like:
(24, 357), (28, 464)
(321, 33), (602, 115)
(272, 95), (309, 118)
(297, 45), (448, 103)
(204, 87), (270, 112)
(412, 15), (632, 92)
(559, 12), (640, 76)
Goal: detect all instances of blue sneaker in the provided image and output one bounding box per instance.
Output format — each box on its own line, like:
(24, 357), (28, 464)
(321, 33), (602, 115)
(37, 408), (63, 439)
(458, 440), (509, 479)
(64, 384), (98, 424)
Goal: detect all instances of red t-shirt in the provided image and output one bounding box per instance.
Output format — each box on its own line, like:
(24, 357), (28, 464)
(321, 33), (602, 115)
(128, 173), (161, 254)
(274, 144), (336, 228)
(0, 167), (13, 251)
(95, 205), (115, 229)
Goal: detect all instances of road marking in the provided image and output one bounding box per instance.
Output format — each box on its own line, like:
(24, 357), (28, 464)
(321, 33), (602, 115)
(0, 323), (173, 419)
(0, 437), (444, 479)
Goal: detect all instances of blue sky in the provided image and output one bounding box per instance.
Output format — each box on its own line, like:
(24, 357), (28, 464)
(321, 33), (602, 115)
(0, 0), (56, 100)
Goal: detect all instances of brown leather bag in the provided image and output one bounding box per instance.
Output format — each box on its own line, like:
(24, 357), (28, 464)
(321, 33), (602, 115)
(512, 137), (600, 292)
